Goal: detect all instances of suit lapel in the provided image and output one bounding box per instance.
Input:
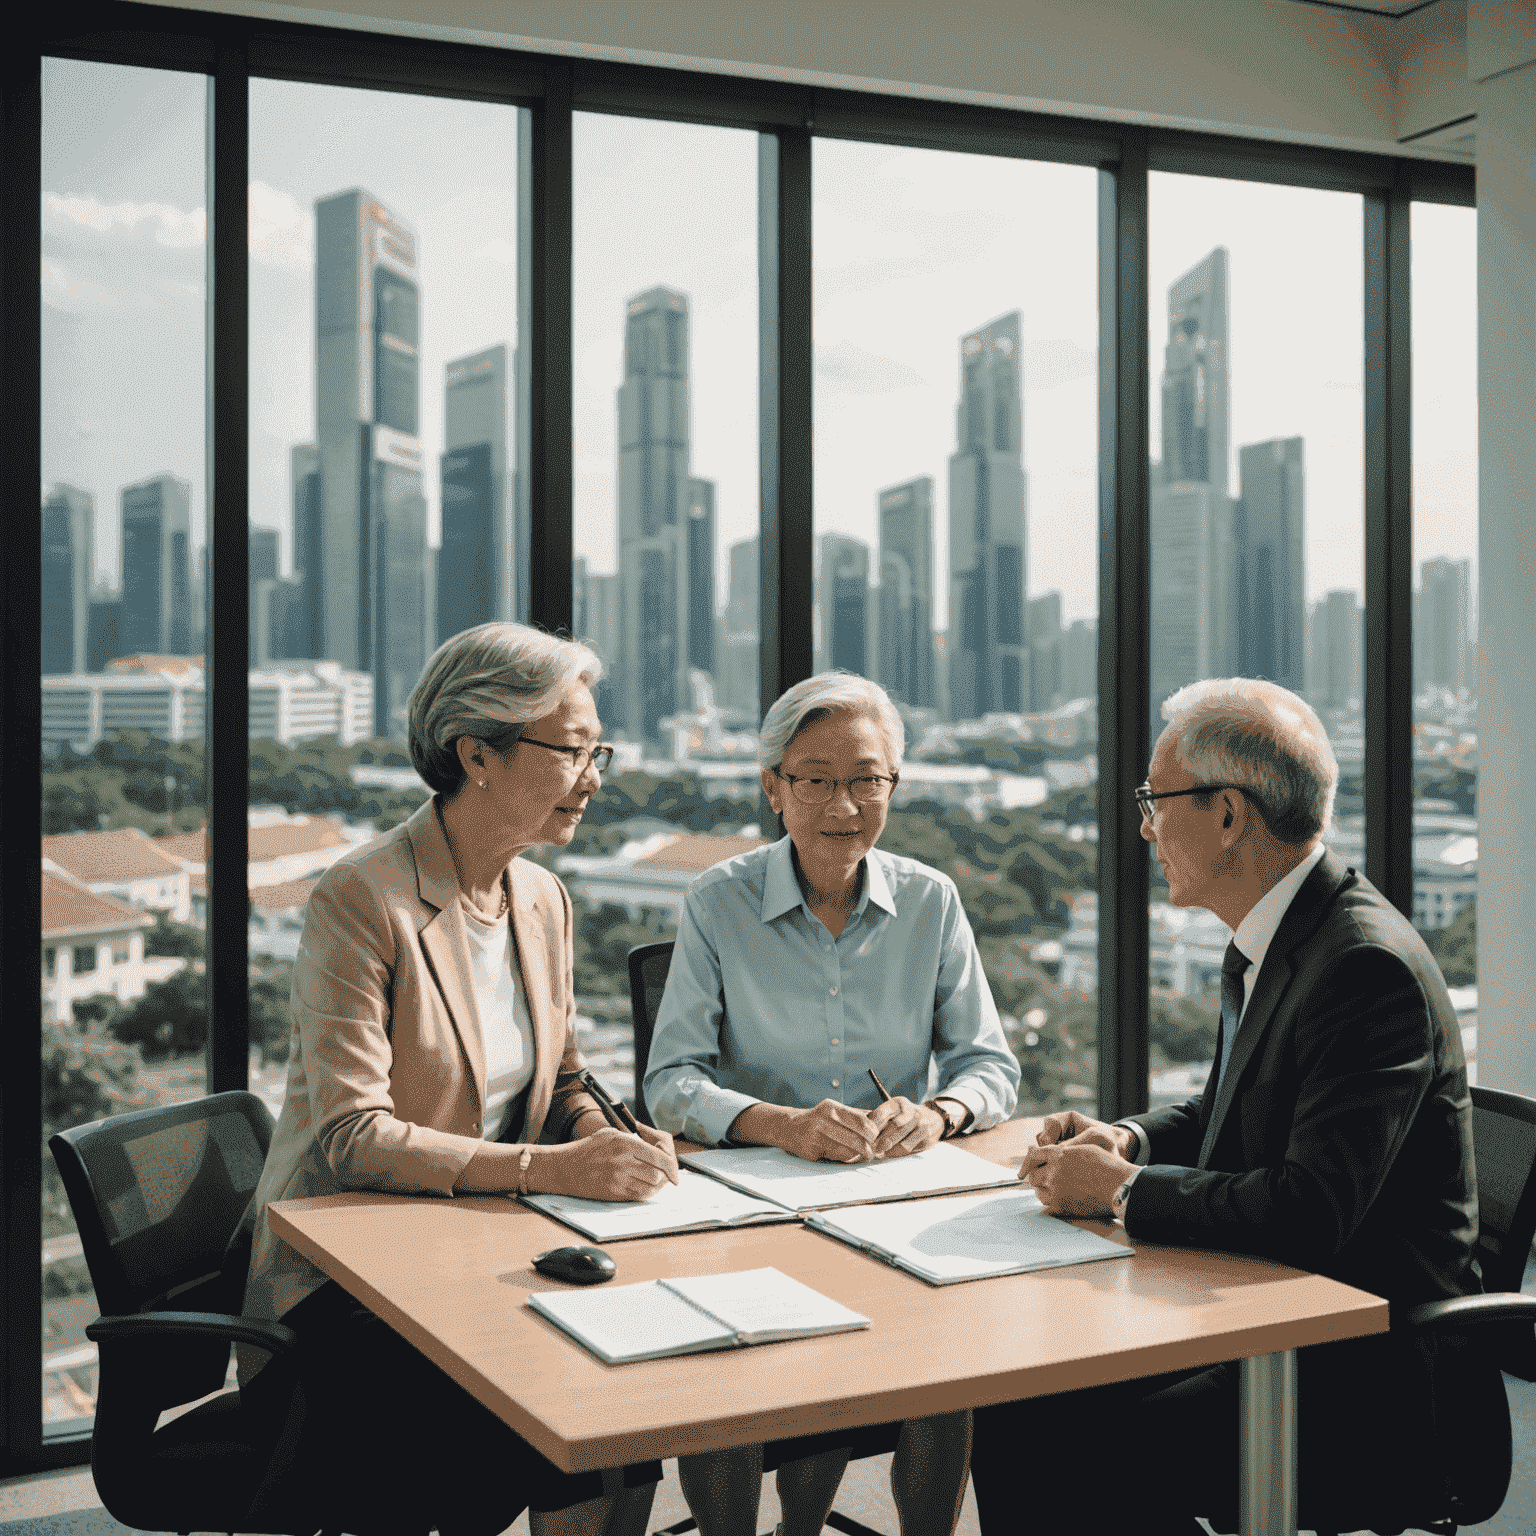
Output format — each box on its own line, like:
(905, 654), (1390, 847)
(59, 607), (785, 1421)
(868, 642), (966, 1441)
(407, 801), (486, 1119)
(1196, 851), (1354, 1168)
(508, 861), (558, 1144)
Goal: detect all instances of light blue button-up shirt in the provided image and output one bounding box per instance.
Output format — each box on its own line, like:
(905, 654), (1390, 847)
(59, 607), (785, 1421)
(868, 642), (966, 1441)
(644, 836), (1020, 1148)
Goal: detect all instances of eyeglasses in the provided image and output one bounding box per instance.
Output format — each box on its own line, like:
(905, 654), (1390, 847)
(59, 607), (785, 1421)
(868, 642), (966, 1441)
(1134, 781), (1261, 827)
(774, 769), (897, 806)
(519, 737), (615, 775)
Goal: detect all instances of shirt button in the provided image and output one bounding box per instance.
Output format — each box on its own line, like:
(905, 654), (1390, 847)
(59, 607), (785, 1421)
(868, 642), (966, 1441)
(831, 1079), (840, 1088)
(829, 986), (838, 996)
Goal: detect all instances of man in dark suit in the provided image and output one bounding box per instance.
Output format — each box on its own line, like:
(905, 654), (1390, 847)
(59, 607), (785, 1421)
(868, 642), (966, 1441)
(968, 678), (1489, 1536)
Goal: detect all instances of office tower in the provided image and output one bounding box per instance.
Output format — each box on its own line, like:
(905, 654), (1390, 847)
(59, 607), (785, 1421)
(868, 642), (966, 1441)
(1027, 592), (1063, 712)
(1237, 438), (1305, 691)
(877, 477), (935, 710)
(815, 534), (871, 677)
(1150, 249), (1236, 717)
(717, 537), (759, 718)
(1060, 619), (1097, 704)
(1415, 556), (1473, 695)
(948, 313), (1027, 719)
(438, 344), (523, 645)
(249, 528), (279, 666)
(120, 474), (193, 656)
(42, 484), (93, 675)
(87, 595), (122, 673)
(574, 558), (623, 727)
(686, 478), (716, 675)
(1309, 589), (1362, 708)
(616, 287), (694, 747)
(315, 188), (429, 739)
(290, 444), (322, 659)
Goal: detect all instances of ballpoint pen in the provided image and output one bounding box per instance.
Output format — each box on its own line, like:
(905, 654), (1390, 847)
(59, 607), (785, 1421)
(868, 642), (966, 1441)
(578, 1068), (644, 1136)
(867, 1068), (893, 1102)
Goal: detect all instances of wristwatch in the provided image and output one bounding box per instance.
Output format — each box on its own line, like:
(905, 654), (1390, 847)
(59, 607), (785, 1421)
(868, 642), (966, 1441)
(930, 1097), (970, 1140)
(1111, 1168), (1141, 1222)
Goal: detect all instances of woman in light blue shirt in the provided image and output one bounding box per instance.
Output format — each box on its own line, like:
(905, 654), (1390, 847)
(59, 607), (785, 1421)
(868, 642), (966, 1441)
(645, 672), (1019, 1536)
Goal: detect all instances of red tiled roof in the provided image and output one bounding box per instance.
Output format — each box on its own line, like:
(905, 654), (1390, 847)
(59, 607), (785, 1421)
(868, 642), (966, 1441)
(248, 818), (351, 861)
(250, 877), (319, 910)
(153, 829), (207, 863)
(638, 833), (769, 873)
(42, 868), (153, 939)
(42, 827), (188, 884)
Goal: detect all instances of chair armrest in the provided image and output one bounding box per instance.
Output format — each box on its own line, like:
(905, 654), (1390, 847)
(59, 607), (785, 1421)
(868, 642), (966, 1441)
(1399, 1292), (1536, 1336)
(87, 1311), (300, 1360)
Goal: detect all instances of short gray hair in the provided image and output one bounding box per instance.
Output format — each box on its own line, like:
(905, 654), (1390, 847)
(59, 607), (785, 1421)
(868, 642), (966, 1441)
(408, 623), (603, 796)
(758, 672), (905, 773)
(1159, 677), (1338, 844)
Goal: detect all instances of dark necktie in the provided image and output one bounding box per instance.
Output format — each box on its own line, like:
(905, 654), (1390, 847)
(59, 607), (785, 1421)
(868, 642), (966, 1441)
(1212, 940), (1250, 1102)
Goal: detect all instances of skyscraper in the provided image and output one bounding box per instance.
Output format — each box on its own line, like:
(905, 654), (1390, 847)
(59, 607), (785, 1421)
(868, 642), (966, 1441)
(686, 477), (716, 676)
(1415, 555), (1474, 695)
(1309, 589), (1362, 708)
(1150, 249), (1236, 717)
(616, 287), (695, 747)
(438, 344), (522, 645)
(120, 474), (193, 656)
(291, 444), (322, 659)
(1027, 591), (1063, 712)
(948, 312), (1027, 719)
(249, 526), (280, 667)
(574, 558), (622, 726)
(716, 537), (759, 718)
(315, 188), (429, 739)
(877, 477), (935, 709)
(815, 535), (871, 677)
(1237, 437), (1306, 691)
(42, 484), (93, 676)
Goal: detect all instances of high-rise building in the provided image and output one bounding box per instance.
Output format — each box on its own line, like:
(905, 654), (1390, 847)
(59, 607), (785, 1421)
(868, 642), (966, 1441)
(438, 344), (523, 646)
(1151, 249), (1236, 717)
(686, 477), (716, 676)
(948, 313), (1027, 719)
(716, 537), (759, 718)
(314, 188), (429, 739)
(42, 484), (93, 676)
(574, 558), (622, 727)
(877, 477), (935, 709)
(1027, 591), (1063, 712)
(249, 527), (279, 666)
(815, 534), (871, 677)
(1236, 437), (1305, 691)
(616, 287), (694, 747)
(120, 474), (193, 656)
(1415, 555), (1473, 695)
(1309, 589), (1363, 708)
(1060, 619), (1097, 705)
(290, 444), (322, 659)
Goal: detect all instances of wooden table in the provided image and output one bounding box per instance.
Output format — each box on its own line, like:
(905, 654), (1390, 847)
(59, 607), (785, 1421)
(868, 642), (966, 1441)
(269, 1120), (1388, 1536)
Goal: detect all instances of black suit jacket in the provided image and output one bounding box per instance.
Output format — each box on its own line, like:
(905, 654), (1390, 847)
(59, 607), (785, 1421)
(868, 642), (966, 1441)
(1130, 849), (1480, 1308)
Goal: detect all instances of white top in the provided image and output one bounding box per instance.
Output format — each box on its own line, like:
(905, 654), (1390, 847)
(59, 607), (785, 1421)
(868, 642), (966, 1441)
(460, 898), (536, 1140)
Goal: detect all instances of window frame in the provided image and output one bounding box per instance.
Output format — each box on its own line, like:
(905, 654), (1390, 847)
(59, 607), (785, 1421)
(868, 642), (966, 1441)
(4, 0), (1474, 1472)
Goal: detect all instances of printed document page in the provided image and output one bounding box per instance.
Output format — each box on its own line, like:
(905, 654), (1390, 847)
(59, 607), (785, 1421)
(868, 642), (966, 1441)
(663, 1267), (870, 1342)
(805, 1186), (1132, 1284)
(523, 1168), (794, 1240)
(681, 1140), (1017, 1212)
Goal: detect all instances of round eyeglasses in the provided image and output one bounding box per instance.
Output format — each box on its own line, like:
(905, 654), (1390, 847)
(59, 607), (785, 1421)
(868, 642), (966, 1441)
(774, 769), (897, 806)
(1134, 781), (1264, 827)
(519, 737), (615, 775)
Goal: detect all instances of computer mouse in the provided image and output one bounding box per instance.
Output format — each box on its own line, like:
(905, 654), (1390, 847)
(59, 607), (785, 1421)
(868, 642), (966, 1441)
(532, 1244), (617, 1285)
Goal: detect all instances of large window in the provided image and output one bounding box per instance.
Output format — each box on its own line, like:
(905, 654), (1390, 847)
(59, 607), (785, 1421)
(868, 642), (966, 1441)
(39, 57), (210, 1434)
(812, 141), (1100, 1115)
(567, 112), (760, 1110)
(1410, 201), (1479, 1072)
(1145, 173), (1366, 1108)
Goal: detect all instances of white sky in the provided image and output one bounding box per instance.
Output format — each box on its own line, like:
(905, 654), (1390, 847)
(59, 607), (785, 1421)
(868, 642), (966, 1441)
(40, 58), (1476, 627)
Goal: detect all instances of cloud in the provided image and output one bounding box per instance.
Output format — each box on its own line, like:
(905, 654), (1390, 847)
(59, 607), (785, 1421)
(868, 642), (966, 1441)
(474, 237), (518, 266)
(44, 192), (205, 248)
(1023, 338), (1097, 391)
(815, 340), (927, 395)
(40, 255), (117, 314)
(249, 182), (312, 273)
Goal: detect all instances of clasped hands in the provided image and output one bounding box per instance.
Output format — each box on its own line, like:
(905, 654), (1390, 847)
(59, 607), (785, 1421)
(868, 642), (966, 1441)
(732, 1096), (948, 1163)
(1019, 1109), (1138, 1218)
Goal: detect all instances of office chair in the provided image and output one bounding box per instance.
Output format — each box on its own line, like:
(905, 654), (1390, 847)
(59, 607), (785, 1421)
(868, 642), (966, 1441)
(1302, 1083), (1536, 1536)
(626, 941), (885, 1536)
(49, 1091), (318, 1536)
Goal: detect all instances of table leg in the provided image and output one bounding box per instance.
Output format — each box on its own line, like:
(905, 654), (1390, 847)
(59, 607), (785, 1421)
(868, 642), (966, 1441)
(1239, 1348), (1297, 1536)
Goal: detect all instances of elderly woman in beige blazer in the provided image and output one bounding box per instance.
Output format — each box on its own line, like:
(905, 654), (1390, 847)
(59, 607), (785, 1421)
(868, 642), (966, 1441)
(245, 623), (677, 1536)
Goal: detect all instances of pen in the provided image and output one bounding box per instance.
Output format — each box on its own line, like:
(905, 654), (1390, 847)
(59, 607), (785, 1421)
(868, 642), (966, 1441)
(867, 1068), (892, 1102)
(579, 1068), (644, 1136)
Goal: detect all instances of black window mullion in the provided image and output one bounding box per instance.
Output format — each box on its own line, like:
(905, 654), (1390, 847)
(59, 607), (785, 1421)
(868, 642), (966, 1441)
(1362, 180), (1414, 916)
(0, 43), (45, 1473)
(1096, 133), (1152, 1122)
(206, 42), (250, 1094)
(527, 63), (574, 636)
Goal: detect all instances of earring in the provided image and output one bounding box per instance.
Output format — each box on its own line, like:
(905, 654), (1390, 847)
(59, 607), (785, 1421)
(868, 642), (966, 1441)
(480, 780), (488, 790)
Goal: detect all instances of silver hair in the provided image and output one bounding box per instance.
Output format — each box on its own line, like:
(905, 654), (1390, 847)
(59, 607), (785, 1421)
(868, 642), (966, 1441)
(758, 672), (906, 773)
(407, 623), (604, 796)
(1158, 677), (1338, 844)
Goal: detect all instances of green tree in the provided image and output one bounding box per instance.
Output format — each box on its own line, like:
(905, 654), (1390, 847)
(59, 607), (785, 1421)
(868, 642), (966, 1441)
(110, 966), (208, 1060)
(250, 962), (296, 1064)
(144, 913), (205, 959)
(42, 1012), (144, 1139)
(1422, 898), (1476, 987)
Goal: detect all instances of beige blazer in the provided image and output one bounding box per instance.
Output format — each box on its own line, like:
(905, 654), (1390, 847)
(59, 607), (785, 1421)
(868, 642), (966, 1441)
(245, 797), (601, 1323)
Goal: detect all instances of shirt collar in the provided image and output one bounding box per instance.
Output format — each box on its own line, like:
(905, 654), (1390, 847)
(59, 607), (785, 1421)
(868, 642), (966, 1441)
(1232, 842), (1327, 978)
(759, 837), (900, 923)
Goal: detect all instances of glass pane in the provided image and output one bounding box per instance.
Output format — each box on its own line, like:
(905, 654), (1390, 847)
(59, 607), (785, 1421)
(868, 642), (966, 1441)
(1146, 174), (1365, 1108)
(40, 57), (209, 1432)
(1410, 202), (1478, 1075)
(568, 113), (760, 1110)
(814, 141), (1101, 1118)
(247, 82), (519, 1103)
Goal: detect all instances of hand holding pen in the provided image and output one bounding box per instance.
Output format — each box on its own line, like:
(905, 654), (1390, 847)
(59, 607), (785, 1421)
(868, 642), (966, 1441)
(866, 1067), (947, 1158)
(577, 1069), (679, 1185)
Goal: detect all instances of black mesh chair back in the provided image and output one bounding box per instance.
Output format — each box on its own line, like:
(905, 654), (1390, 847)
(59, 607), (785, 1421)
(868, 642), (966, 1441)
(627, 940), (675, 1129)
(1469, 1084), (1536, 1295)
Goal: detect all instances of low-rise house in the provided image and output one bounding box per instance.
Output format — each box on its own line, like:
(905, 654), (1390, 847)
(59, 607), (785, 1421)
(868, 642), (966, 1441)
(41, 827), (193, 922)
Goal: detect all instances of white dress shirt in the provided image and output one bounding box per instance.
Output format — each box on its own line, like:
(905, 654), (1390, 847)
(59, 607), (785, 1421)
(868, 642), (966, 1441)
(460, 898), (537, 1140)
